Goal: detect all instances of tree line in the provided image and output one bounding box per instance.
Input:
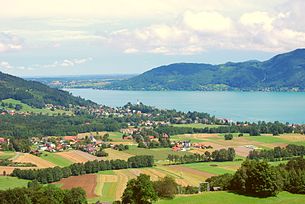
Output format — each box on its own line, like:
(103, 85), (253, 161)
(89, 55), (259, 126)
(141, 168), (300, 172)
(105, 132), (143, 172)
(206, 157), (305, 197)
(11, 155), (154, 184)
(167, 148), (235, 164)
(155, 121), (294, 136)
(248, 144), (305, 161)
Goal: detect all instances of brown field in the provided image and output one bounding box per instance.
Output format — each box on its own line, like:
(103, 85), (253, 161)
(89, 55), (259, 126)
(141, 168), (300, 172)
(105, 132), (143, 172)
(56, 150), (100, 163)
(233, 146), (252, 157)
(13, 153), (55, 168)
(56, 174), (97, 198)
(166, 165), (215, 184)
(102, 149), (133, 161)
(280, 133), (305, 141)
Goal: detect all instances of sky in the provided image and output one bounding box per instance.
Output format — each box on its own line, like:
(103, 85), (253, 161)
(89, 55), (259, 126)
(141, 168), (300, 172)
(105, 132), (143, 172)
(0, 0), (305, 77)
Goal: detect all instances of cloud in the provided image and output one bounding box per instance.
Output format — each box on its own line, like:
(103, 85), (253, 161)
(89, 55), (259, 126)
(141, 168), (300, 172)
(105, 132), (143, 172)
(240, 11), (274, 31)
(124, 48), (139, 54)
(0, 58), (92, 74)
(0, 32), (23, 53)
(0, 61), (13, 69)
(41, 58), (93, 68)
(183, 11), (233, 33)
(1, 0), (304, 57)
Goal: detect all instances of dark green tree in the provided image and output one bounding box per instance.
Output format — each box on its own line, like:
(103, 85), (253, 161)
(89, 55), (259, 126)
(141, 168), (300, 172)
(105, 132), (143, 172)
(122, 174), (157, 204)
(230, 160), (279, 197)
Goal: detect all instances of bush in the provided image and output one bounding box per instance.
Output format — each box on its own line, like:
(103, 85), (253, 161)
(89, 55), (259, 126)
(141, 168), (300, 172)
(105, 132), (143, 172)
(224, 134), (233, 140)
(153, 176), (178, 199)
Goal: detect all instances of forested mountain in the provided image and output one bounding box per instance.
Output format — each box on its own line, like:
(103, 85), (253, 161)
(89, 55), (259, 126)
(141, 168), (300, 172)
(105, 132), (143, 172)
(0, 71), (95, 108)
(105, 49), (305, 91)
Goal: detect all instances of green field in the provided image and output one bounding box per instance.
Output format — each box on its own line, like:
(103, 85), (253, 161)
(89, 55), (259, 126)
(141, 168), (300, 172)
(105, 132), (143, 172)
(0, 151), (16, 160)
(157, 191), (305, 204)
(125, 146), (192, 160)
(245, 135), (289, 144)
(183, 161), (240, 175)
(0, 98), (72, 115)
(99, 182), (117, 202)
(40, 152), (73, 167)
(172, 124), (226, 128)
(0, 176), (29, 190)
(107, 132), (125, 141)
(97, 170), (116, 175)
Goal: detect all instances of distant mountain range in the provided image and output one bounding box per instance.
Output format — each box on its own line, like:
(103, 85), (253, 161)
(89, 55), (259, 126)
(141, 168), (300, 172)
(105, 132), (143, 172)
(105, 49), (305, 91)
(0, 72), (95, 108)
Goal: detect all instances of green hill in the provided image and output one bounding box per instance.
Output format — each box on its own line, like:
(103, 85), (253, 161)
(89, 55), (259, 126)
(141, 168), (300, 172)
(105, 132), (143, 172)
(0, 71), (95, 108)
(106, 49), (305, 91)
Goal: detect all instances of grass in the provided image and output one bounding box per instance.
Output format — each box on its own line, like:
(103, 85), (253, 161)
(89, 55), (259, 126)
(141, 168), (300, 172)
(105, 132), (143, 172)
(99, 182), (117, 202)
(245, 135), (288, 144)
(156, 191), (305, 204)
(125, 146), (193, 161)
(0, 151), (16, 160)
(183, 161), (240, 175)
(0, 98), (73, 115)
(40, 152), (73, 167)
(172, 124), (227, 128)
(97, 170), (116, 175)
(0, 176), (29, 190)
(107, 132), (125, 142)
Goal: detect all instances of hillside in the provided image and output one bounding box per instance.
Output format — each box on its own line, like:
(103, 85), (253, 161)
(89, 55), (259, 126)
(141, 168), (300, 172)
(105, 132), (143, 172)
(0, 71), (95, 108)
(105, 49), (305, 91)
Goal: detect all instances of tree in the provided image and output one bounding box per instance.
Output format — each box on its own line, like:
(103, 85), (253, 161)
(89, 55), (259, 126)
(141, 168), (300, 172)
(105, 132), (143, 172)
(153, 176), (178, 199)
(122, 174), (157, 204)
(230, 160), (279, 197)
(224, 134), (233, 140)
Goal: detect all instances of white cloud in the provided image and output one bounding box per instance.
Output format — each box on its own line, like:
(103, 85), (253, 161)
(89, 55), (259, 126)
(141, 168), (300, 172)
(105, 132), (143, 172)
(183, 11), (233, 33)
(0, 57), (93, 74)
(124, 48), (139, 54)
(0, 0), (304, 56)
(0, 61), (13, 69)
(0, 32), (23, 53)
(41, 58), (93, 68)
(240, 11), (274, 31)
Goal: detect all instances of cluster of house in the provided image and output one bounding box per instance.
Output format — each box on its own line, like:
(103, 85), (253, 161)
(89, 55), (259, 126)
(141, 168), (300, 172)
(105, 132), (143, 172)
(30, 135), (100, 154)
(30, 136), (79, 154)
(172, 141), (214, 152)
(172, 141), (192, 152)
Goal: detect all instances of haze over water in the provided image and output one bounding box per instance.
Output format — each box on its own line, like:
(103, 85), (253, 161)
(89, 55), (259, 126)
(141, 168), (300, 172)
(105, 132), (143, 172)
(66, 89), (305, 124)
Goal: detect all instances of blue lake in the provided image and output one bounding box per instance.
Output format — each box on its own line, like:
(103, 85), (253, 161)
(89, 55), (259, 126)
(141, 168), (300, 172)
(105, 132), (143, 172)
(65, 89), (305, 124)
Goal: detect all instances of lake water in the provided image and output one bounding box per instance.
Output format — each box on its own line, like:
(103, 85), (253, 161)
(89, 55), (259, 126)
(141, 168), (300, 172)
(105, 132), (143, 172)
(65, 89), (305, 124)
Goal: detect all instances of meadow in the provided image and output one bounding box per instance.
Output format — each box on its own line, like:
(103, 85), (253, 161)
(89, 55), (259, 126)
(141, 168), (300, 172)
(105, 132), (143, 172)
(156, 191), (305, 204)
